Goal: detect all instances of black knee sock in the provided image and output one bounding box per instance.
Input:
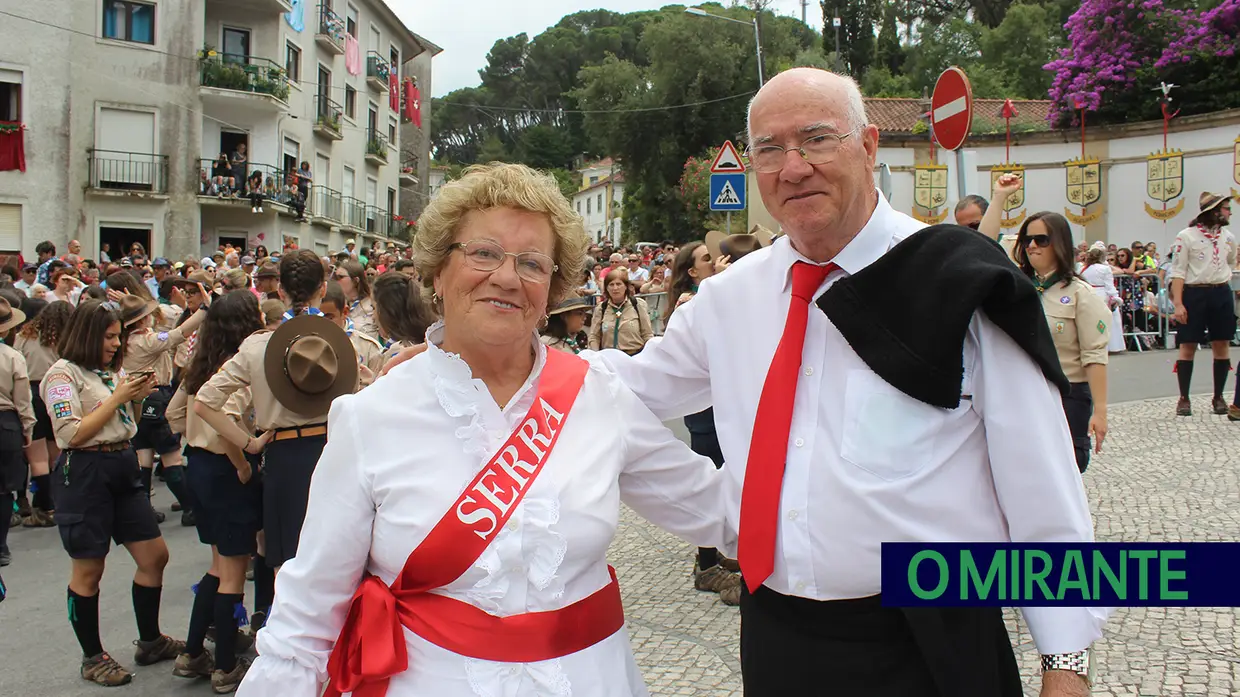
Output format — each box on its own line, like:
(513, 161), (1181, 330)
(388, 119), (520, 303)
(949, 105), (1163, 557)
(697, 547), (719, 570)
(0, 493), (12, 550)
(68, 588), (104, 657)
(213, 593), (245, 673)
(186, 574), (220, 657)
(1176, 360), (1194, 399)
(132, 582), (163, 642)
(139, 467), (154, 502)
(31, 474), (52, 510)
(162, 465), (190, 512)
(253, 554), (274, 617)
(1214, 359), (1231, 400)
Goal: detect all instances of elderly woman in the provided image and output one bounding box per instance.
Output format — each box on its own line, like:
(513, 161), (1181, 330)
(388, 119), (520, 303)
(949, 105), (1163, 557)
(237, 164), (729, 697)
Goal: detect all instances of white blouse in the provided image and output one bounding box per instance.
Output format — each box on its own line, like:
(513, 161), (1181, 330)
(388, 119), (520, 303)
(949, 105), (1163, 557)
(238, 322), (732, 697)
(1080, 263), (1119, 303)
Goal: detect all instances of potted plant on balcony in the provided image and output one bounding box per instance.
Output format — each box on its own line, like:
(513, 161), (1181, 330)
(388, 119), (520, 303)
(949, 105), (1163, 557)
(317, 111), (342, 133)
(367, 137), (386, 158)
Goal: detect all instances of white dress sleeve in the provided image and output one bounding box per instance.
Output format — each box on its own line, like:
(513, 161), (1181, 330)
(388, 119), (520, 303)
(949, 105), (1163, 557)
(589, 360), (732, 550)
(237, 395), (375, 697)
(971, 313), (1111, 654)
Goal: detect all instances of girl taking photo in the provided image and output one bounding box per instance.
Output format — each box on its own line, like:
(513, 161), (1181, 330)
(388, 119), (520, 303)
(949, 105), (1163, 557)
(44, 299), (184, 686)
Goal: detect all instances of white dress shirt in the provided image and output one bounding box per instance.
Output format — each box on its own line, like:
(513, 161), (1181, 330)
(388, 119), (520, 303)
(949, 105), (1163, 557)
(239, 323), (730, 697)
(593, 192), (1110, 655)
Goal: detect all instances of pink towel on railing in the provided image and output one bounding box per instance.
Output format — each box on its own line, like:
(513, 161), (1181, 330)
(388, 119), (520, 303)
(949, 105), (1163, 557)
(345, 35), (361, 75)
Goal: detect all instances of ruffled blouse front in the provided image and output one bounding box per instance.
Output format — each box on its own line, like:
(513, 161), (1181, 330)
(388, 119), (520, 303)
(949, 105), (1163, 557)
(238, 322), (731, 697)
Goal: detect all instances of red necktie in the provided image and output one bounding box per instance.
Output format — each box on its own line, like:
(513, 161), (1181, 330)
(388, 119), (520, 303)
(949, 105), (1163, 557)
(737, 260), (836, 593)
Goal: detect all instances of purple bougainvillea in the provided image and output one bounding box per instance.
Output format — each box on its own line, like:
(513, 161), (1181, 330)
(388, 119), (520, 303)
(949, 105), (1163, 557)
(1046, 0), (1240, 126)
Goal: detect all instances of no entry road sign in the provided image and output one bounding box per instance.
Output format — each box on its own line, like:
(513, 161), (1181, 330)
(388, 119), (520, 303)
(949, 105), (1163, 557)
(931, 67), (973, 151)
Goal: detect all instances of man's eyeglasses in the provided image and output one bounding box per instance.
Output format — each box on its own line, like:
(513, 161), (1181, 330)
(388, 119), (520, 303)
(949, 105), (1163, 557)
(746, 129), (859, 173)
(449, 239), (558, 284)
(1023, 234), (1051, 248)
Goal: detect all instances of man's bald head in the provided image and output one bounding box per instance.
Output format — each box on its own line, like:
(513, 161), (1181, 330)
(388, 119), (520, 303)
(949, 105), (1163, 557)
(748, 69), (868, 146)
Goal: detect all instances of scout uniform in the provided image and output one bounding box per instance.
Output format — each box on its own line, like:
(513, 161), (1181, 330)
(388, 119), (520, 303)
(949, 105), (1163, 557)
(1035, 273), (1111, 472)
(1168, 219), (1237, 344)
(588, 297), (654, 354)
(16, 332), (58, 445)
(196, 311), (357, 566)
(0, 299), (36, 563)
(125, 312), (195, 458)
(348, 296), (378, 338)
(346, 325), (385, 387)
(43, 360), (160, 558)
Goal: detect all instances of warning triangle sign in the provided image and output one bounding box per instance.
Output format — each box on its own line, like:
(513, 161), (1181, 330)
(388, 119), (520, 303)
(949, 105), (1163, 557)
(710, 140), (746, 173)
(714, 180), (741, 206)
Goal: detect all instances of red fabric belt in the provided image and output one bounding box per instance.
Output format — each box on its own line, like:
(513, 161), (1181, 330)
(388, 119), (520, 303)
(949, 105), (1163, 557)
(324, 566), (624, 697)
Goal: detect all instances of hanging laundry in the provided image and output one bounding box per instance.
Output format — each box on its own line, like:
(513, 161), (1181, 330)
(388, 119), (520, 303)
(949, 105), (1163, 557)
(389, 73), (399, 111)
(345, 35), (361, 75)
(0, 123), (26, 172)
(407, 81), (422, 129)
(284, 0), (304, 32)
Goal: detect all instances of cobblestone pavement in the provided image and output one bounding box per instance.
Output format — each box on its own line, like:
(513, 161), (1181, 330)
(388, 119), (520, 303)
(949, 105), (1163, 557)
(3, 394), (1238, 696)
(615, 395), (1240, 697)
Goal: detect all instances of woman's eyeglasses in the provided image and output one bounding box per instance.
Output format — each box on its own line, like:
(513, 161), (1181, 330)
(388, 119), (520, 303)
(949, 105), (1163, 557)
(450, 239), (557, 284)
(1023, 234), (1051, 248)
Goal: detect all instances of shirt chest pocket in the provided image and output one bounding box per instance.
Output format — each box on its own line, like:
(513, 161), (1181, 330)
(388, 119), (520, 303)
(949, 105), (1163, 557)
(1044, 299), (1079, 347)
(839, 370), (952, 481)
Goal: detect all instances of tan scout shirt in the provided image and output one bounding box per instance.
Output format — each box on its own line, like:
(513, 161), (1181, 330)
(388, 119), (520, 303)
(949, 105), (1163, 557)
(0, 344), (37, 440)
(350, 330), (385, 387)
(154, 304), (182, 332)
(1169, 225), (1237, 285)
(196, 331), (331, 430)
(168, 385), (253, 455)
(15, 334), (58, 382)
(588, 297), (654, 353)
(1040, 277), (1111, 384)
(124, 326), (191, 386)
(348, 296), (378, 338)
(42, 359), (137, 449)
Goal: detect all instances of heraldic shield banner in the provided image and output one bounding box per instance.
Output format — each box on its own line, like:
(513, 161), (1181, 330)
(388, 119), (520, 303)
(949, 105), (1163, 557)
(1145, 149), (1185, 220)
(912, 164), (948, 224)
(1066, 158), (1101, 208)
(991, 165), (1025, 211)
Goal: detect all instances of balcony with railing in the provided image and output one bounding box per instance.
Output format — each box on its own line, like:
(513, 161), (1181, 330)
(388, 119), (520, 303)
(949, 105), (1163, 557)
(340, 196), (367, 230)
(365, 129), (388, 166)
(366, 52), (391, 92)
(399, 161), (417, 187)
(206, 0), (292, 14)
(199, 53), (290, 112)
(313, 95), (344, 141)
(315, 4), (346, 56)
(365, 205), (391, 236)
(89, 150), (168, 195)
(309, 185), (342, 224)
(197, 159), (297, 207)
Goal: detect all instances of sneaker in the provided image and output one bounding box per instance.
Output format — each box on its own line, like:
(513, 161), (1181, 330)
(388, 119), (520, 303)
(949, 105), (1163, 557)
(81, 652), (134, 687)
(206, 627), (254, 653)
(1176, 398), (1192, 416)
(251, 207), (258, 213)
(23, 507), (55, 528)
(16, 495), (31, 518)
(133, 634), (186, 666)
(1229, 405), (1240, 422)
(719, 556), (741, 573)
(1213, 397), (1228, 415)
(211, 657), (251, 694)
(249, 610), (266, 634)
(172, 649), (214, 679)
(693, 562), (741, 593)
(8, 511), (19, 528)
(719, 583), (741, 606)
(152, 507), (166, 524)
(181, 509), (196, 527)
(257, 207), (263, 213)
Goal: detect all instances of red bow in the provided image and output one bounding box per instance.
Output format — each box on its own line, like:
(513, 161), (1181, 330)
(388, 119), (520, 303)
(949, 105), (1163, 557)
(324, 575), (408, 697)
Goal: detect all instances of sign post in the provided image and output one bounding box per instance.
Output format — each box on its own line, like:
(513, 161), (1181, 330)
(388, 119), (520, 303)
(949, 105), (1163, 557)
(931, 67), (973, 205)
(709, 140), (747, 224)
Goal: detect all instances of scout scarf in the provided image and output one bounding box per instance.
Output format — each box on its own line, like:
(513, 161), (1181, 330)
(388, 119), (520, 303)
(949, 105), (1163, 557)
(1031, 272), (1064, 295)
(281, 306), (323, 323)
(324, 350), (620, 697)
(91, 370), (134, 426)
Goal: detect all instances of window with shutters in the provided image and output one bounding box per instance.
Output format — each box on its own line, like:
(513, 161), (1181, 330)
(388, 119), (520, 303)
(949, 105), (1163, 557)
(0, 204), (22, 253)
(102, 0), (155, 45)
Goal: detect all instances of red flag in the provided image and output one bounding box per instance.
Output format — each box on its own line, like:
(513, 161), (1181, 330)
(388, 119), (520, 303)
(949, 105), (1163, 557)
(1000, 99), (1019, 119)
(389, 73), (399, 111)
(405, 79), (421, 128)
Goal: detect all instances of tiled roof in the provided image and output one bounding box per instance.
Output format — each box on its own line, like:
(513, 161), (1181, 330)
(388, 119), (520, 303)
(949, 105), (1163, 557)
(864, 98), (1053, 135)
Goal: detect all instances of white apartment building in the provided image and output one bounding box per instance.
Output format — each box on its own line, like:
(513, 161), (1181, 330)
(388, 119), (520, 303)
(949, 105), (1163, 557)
(0, 0), (439, 264)
(571, 158), (624, 247)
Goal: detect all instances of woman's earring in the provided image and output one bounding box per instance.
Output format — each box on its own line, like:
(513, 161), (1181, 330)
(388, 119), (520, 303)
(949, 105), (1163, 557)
(432, 292), (441, 304)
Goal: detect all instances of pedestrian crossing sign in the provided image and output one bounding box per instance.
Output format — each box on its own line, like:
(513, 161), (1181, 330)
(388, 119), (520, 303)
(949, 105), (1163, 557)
(709, 173), (747, 211)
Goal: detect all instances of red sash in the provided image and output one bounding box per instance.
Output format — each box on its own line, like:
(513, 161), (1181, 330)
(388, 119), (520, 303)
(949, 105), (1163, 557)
(324, 350), (624, 697)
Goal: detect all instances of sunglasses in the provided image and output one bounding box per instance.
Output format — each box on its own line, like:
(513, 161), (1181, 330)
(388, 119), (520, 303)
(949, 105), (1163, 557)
(964, 221), (981, 231)
(1023, 234), (1051, 248)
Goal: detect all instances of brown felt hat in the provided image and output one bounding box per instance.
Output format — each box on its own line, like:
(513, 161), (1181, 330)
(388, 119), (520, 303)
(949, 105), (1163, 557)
(1199, 191), (1233, 214)
(0, 296), (26, 334)
(263, 313), (358, 415)
(118, 294), (159, 327)
(704, 225), (774, 263)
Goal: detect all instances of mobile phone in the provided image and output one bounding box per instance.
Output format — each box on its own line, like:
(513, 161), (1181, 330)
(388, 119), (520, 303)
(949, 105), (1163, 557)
(131, 370), (155, 381)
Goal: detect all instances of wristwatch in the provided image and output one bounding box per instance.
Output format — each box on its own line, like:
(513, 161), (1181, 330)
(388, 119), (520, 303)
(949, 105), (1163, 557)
(1041, 648), (1093, 687)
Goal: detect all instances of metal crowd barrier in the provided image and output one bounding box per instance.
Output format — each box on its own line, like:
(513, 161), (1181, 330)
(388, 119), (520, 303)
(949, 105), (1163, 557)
(1112, 272), (1170, 352)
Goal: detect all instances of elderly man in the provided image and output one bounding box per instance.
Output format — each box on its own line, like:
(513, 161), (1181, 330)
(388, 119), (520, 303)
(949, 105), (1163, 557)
(386, 68), (1105, 696)
(953, 194), (988, 230)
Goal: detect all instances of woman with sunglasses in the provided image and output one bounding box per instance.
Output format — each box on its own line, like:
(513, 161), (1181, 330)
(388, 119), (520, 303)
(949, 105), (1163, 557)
(1013, 212), (1112, 473)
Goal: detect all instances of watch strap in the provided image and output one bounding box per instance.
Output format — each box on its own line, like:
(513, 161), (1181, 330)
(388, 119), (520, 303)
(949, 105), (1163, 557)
(1041, 649), (1091, 685)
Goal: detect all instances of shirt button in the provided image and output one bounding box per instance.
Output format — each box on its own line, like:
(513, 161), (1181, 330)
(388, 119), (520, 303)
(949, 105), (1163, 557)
(507, 520), (519, 532)
(794, 438), (805, 448)
(795, 581), (806, 592)
(803, 366), (814, 376)
(787, 509), (799, 521)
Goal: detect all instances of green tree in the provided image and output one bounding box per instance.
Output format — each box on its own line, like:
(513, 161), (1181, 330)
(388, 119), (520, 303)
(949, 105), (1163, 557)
(820, 0), (879, 76)
(875, 2), (904, 74)
(859, 66), (917, 97)
(979, 3), (1060, 98)
(516, 124), (575, 170)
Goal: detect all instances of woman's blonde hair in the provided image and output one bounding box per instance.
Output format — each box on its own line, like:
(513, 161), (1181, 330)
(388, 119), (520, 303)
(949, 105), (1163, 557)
(219, 267), (249, 292)
(414, 163), (588, 310)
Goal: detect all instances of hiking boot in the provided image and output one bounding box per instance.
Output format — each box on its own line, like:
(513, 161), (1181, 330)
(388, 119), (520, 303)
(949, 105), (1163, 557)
(719, 556), (741, 573)
(81, 652), (134, 687)
(134, 634), (185, 666)
(211, 657), (251, 694)
(693, 562), (741, 593)
(719, 583), (741, 606)
(205, 626), (253, 654)
(1229, 405), (1240, 422)
(1176, 398), (1192, 416)
(1213, 397), (1228, 415)
(172, 649), (214, 679)
(249, 610), (266, 635)
(8, 511), (19, 528)
(23, 507), (55, 528)
(16, 495), (31, 518)
(0, 549), (10, 567)
(151, 507), (166, 524)
(181, 509), (196, 527)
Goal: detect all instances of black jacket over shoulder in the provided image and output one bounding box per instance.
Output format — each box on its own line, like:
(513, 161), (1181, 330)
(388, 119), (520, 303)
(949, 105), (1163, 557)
(816, 224), (1069, 409)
